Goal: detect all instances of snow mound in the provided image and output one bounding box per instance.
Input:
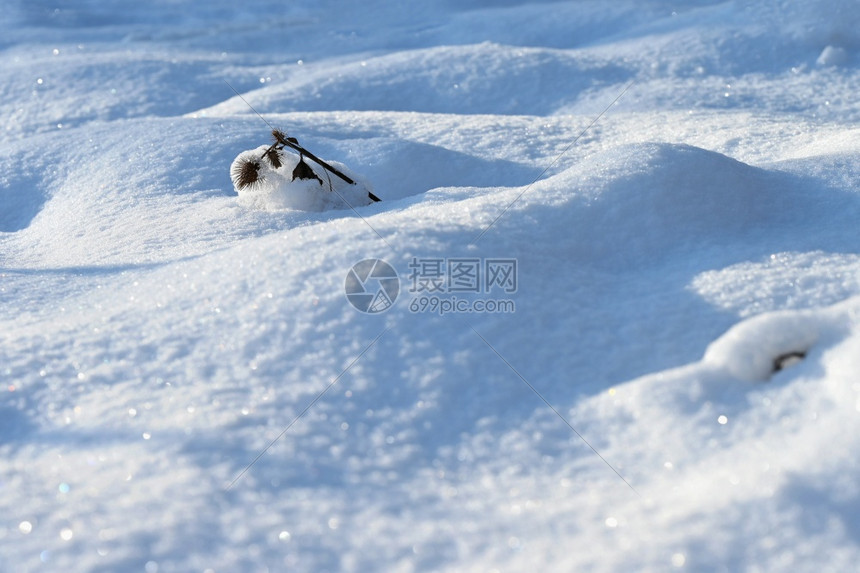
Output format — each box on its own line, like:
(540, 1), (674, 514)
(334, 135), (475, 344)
(817, 45), (850, 67)
(230, 145), (375, 212)
(205, 43), (626, 117)
(691, 252), (860, 318)
(503, 142), (858, 269)
(775, 0), (860, 50)
(703, 297), (859, 381)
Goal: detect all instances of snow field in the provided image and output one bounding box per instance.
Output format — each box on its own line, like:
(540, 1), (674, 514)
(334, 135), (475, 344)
(2, 0), (860, 571)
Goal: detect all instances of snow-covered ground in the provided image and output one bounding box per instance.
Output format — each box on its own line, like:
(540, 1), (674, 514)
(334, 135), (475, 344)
(2, 1), (859, 571)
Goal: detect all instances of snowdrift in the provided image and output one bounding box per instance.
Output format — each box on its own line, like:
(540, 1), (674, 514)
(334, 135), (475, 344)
(2, 1), (860, 572)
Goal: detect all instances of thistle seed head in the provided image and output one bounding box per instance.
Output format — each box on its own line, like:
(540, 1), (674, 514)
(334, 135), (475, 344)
(272, 129), (288, 145)
(263, 147), (283, 169)
(231, 158), (262, 190)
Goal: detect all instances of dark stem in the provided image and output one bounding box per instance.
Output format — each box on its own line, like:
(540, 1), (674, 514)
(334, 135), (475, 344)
(273, 131), (355, 185)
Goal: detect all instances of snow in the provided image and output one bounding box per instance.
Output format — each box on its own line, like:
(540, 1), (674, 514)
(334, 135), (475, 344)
(1, 1), (859, 571)
(229, 144), (376, 212)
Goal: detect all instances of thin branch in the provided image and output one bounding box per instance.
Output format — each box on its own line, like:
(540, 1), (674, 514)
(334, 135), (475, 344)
(273, 130), (355, 185)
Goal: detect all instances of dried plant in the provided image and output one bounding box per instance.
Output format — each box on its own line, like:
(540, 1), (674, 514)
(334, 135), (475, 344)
(292, 154), (323, 184)
(235, 127), (381, 202)
(272, 129), (287, 144)
(263, 147), (283, 169)
(231, 158), (262, 190)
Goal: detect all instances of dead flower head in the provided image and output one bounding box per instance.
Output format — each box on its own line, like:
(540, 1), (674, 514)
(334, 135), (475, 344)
(231, 157), (263, 190)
